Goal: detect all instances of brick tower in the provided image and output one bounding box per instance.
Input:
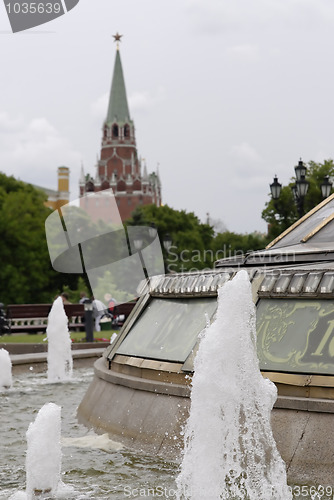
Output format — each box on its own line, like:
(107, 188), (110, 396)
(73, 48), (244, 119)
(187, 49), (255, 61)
(79, 34), (161, 221)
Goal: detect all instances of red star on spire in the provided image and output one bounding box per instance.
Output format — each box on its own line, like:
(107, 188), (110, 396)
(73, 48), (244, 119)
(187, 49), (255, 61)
(113, 32), (123, 43)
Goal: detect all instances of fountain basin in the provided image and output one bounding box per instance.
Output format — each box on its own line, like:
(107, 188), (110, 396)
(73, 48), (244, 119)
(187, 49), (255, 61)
(7, 347), (105, 375)
(78, 193), (334, 489)
(78, 356), (189, 459)
(77, 265), (334, 490)
(0, 342), (110, 354)
(78, 351), (334, 487)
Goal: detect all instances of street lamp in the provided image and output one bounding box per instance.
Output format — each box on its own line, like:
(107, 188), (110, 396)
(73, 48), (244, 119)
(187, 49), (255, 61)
(83, 299), (94, 342)
(293, 159), (309, 216)
(270, 175), (282, 200)
(294, 158), (307, 181)
(321, 175), (333, 199)
(270, 159), (333, 218)
(132, 235), (149, 281)
(163, 233), (172, 252)
(148, 223), (157, 239)
(133, 238), (143, 251)
(269, 159), (311, 218)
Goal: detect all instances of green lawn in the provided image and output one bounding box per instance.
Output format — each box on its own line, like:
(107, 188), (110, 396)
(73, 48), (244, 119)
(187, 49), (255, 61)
(0, 330), (119, 343)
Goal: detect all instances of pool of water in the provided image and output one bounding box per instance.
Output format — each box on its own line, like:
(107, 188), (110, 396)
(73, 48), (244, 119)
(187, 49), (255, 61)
(0, 366), (330, 500)
(0, 367), (178, 499)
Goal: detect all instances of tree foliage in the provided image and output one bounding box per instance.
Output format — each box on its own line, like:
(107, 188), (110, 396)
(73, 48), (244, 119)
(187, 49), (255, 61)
(127, 204), (212, 272)
(0, 173), (78, 305)
(262, 159), (334, 240)
(211, 231), (269, 262)
(127, 205), (268, 272)
(0, 171), (273, 306)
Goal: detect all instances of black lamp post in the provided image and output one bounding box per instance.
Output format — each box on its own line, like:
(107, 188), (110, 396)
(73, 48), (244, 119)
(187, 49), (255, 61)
(321, 175), (333, 199)
(133, 237), (143, 251)
(163, 233), (172, 252)
(148, 223), (157, 240)
(270, 175), (282, 200)
(83, 299), (94, 342)
(133, 236), (150, 282)
(270, 159), (332, 218)
(293, 159), (309, 216)
(294, 158), (307, 181)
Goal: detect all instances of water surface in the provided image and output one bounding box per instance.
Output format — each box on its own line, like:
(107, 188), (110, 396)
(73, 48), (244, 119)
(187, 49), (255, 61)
(0, 367), (178, 499)
(0, 366), (327, 499)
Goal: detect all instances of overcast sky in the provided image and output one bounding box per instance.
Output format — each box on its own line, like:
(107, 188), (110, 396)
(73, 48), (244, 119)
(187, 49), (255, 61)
(1, 0), (334, 234)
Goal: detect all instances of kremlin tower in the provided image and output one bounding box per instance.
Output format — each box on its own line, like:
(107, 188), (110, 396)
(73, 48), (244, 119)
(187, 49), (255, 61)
(79, 34), (161, 221)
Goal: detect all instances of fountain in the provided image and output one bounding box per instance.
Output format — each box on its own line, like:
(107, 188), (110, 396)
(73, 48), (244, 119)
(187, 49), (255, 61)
(26, 403), (63, 498)
(3, 367), (175, 500)
(0, 348), (12, 389)
(46, 296), (73, 382)
(8, 402), (68, 500)
(176, 270), (292, 500)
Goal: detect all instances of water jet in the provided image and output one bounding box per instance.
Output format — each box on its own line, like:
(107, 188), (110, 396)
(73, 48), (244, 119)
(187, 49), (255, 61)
(26, 402), (62, 499)
(176, 271), (291, 500)
(0, 347), (12, 389)
(46, 297), (73, 382)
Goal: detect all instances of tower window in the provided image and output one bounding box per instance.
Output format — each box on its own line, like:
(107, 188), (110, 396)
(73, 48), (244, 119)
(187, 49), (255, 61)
(86, 181), (94, 192)
(124, 124), (130, 138)
(112, 124), (119, 138)
(117, 180), (126, 191)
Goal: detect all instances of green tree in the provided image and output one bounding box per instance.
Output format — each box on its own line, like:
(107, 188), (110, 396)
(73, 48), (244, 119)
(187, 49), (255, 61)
(262, 159), (334, 240)
(211, 231), (269, 263)
(126, 205), (268, 272)
(303, 160), (334, 212)
(0, 173), (79, 304)
(126, 204), (214, 272)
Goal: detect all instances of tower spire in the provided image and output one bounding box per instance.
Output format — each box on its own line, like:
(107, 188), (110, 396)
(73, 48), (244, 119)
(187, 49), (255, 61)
(106, 34), (130, 124)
